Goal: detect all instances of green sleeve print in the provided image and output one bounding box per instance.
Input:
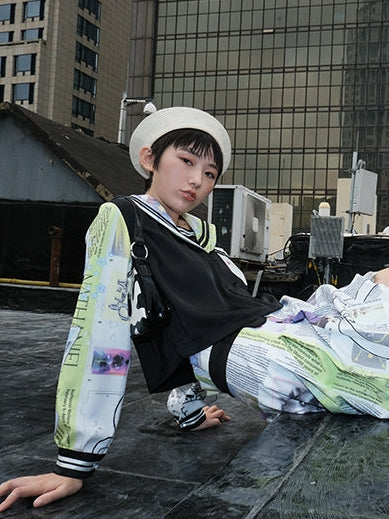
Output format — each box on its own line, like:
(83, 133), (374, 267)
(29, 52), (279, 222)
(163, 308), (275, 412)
(54, 203), (132, 454)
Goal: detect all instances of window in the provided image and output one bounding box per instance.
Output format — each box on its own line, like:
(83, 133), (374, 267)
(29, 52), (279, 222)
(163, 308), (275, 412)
(72, 96), (95, 123)
(21, 28), (43, 40)
(12, 82), (35, 103)
(0, 56), (6, 76)
(154, 2), (387, 231)
(0, 85), (4, 102)
(75, 42), (98, 70)
(0, 4), (15, 23)
(23, 0), (45, 21)
(77, 15), (99, 45)
(78, 0), (101, 20)
(0, 31), (13, 42)
(14, 54), (36, 75)
(73, 68), (97, 97)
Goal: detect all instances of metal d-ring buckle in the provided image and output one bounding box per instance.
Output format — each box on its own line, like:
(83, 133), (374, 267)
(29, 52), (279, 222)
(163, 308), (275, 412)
(130, 241), (149, 260)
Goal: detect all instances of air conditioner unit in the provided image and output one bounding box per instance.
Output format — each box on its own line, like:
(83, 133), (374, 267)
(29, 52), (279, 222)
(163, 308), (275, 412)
(208, 185), (271, 262)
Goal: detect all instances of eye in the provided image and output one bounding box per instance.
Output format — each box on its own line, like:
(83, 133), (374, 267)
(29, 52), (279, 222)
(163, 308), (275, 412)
(181, 157), (192, 165)
(205, 171), (217, 180)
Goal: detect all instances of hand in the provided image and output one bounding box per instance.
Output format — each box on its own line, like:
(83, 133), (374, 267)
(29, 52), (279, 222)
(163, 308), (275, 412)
(374, 268), (389, 287)
(0, 473), (83, 512)
(192, 405), (231, 431)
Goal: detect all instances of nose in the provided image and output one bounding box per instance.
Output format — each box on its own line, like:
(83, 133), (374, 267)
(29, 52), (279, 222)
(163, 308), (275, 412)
(188, 165), (202, 187)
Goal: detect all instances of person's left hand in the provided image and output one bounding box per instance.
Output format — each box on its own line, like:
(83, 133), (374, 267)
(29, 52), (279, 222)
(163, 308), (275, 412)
(373, 268), (389, 287)
(192, 405), (231, 430)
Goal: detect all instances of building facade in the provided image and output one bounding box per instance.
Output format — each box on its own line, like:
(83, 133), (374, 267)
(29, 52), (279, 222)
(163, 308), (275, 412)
(137, 0), (389, 232)
(1, 1), (388, 233)
(0, 0), (132, 140)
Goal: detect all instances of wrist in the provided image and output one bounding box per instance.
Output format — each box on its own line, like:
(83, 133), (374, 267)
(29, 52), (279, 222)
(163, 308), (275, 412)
(55, 448), (104, 479)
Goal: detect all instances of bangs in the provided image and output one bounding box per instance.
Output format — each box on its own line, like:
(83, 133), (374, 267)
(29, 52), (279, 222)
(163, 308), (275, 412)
(151, 128), (224, 177)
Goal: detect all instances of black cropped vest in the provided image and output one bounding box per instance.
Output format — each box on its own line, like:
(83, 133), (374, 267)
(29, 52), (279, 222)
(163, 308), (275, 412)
(132, 210), (281, 393)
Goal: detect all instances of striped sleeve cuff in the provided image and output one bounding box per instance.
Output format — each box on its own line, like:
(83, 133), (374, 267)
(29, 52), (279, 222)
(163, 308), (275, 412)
(177, 407), (206, 430)
(167, 383), (208, 430)
(54, 448), (104, 479)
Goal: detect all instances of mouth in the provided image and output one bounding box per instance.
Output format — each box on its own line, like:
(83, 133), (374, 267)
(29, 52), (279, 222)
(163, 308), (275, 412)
(181, 190), (196, 202)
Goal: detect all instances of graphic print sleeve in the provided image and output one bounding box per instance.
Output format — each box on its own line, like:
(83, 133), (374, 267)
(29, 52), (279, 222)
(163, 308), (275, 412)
(54, 202), (132, 479)
(167, 383), (207, 430)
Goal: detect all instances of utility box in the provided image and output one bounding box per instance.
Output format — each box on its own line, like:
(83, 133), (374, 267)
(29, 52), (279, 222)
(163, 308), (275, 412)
(269, 203), (293, 261)
(208, 185), (271, 262)
(351, 169), (377, 216)
(309, 215), (345, 259)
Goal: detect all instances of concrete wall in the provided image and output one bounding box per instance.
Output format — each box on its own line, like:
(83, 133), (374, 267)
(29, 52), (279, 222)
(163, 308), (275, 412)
(0, 1), (132, 141)
(0, 117), (101, 203)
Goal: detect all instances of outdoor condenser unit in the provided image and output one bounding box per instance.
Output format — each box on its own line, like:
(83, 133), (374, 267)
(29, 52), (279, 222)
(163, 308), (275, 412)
(208, 185), (271, 262)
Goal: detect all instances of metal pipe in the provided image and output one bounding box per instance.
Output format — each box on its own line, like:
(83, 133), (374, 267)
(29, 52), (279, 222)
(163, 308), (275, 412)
(0, 278), (80, 288)
(117, 94), (157, 144)
(48, 226), (62, 287)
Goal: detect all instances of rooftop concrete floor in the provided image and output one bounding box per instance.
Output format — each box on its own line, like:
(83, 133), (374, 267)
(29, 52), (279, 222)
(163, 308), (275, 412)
(1, 304), (389, 518)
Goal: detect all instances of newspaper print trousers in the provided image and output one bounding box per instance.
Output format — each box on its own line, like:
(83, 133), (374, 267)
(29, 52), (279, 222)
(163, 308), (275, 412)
(191, 272), (389, 419)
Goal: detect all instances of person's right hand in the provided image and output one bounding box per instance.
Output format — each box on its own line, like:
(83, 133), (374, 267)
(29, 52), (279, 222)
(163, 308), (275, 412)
(192, 405), (231, 430)
(0, 473), (83, 512)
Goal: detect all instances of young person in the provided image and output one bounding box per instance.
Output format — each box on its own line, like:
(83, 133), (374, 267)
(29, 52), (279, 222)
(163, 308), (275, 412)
(1, 107), (389, 512)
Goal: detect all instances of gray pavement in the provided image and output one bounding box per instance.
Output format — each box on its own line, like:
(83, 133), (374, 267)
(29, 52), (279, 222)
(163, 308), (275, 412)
(1, 307), (389, 518)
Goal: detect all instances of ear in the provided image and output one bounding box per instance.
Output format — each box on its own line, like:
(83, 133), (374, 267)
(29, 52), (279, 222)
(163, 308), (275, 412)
(139, 146), (155, 173)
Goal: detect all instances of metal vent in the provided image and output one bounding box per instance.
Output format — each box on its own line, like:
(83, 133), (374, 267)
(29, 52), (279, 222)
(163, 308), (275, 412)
(211, 188), (234, 253)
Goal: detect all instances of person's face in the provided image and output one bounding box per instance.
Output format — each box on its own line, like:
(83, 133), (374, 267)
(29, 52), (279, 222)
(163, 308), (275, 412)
(139, 144), (218, 224)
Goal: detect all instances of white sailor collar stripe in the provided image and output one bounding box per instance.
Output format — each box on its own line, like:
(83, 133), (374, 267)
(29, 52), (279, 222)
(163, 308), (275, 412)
(125, 194), (217, 253)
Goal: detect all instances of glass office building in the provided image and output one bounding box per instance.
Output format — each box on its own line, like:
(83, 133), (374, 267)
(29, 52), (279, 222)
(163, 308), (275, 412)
(152, 0), (389, 232)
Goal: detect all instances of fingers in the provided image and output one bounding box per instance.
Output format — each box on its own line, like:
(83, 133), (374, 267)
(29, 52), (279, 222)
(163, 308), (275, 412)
(33, 479), (83, 508)
(0, 474), (83, 512)
(0, 477), (32, 512)
(204, 405), (231, 422)
(0, 478), (37, 512)
(192, 405), (231, 431)
(193, 418), (222, 431)
(0, 486), (20, 512)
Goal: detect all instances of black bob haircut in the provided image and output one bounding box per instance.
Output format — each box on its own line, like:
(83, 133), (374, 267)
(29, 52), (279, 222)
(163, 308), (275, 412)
(149, 128), (224, 179)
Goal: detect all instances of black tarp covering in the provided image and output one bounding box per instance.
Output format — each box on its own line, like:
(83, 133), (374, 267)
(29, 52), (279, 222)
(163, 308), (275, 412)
(287, 233), (389, 299)
(0, 201), (98, 284)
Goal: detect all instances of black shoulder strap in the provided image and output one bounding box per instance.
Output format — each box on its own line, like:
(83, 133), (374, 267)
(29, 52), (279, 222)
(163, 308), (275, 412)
(110, 195), (171, 342)
(111, 196), (145, 250)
